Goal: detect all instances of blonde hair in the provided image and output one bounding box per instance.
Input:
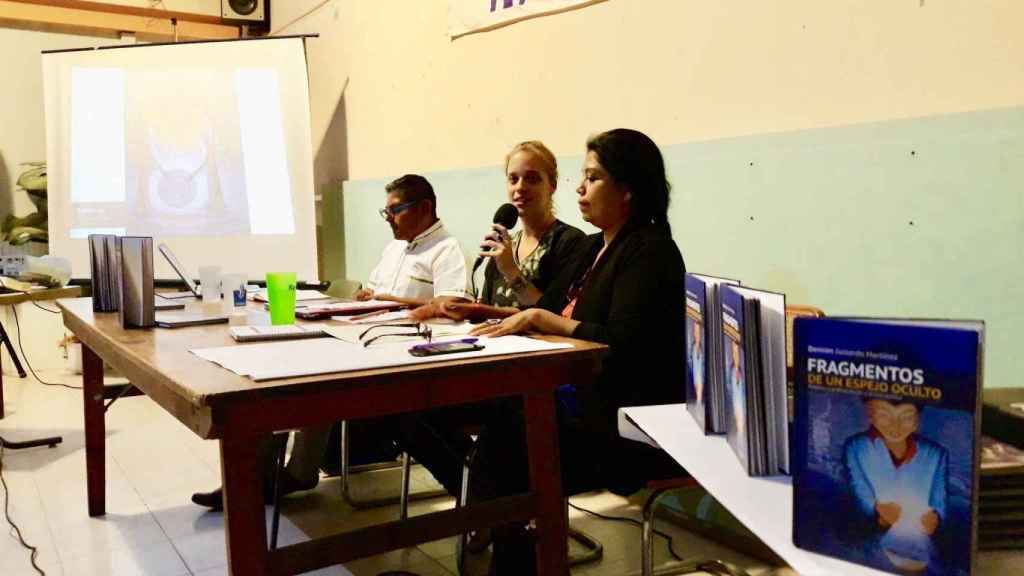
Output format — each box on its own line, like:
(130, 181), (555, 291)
(505, 140), (558, 188)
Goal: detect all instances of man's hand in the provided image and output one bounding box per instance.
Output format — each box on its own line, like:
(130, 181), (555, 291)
(409, 298), (482, 322)
(409, 301), (445, 322)
(920, 509), (939, 536)
(353, 288), (373, 301)
(876, 501), (902, 529)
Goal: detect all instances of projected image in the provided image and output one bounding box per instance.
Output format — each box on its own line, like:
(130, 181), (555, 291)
(122, 69), (249, 236)
(69, 67), (295, 238)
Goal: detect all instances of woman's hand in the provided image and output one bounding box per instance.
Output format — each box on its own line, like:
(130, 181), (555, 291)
(353, 288), (374, 301)
(479, 224), (518, 280)
(469, 308), (580, 338)
(470, 309), (539, 337)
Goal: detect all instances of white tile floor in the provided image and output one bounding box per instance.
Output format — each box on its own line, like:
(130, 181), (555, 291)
(3, 369), (1022, 576)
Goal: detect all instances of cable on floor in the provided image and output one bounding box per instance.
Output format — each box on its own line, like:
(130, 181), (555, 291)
(0, 444), (46, 575)
(9, 306), (81, 390)
(30, 301), (60, 315)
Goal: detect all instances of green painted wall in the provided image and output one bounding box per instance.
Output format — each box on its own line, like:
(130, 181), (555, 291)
(337, 107), (1024, 388)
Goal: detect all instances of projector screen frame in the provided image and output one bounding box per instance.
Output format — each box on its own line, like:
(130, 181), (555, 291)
(41, 34), (319, 55)
(43, 34), (322, 283)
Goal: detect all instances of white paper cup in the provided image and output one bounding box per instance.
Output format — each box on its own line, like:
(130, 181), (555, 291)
(221, 274), (245, 313)
(198, 266), (221, 302)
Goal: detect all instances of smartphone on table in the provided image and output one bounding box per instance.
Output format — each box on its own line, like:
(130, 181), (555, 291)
(408, 339), (484, 357)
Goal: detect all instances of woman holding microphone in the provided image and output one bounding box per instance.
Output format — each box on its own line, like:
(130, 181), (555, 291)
(468, 128), (688, 575)
(398, 141), (584, 497)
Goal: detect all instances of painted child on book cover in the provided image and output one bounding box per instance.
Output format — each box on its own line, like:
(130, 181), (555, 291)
(685, 277), (708, 430)
(794, 319), (979, 576)
(721, 289), (748, 469)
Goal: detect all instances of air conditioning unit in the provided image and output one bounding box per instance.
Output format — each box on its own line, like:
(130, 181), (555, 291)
(222, 0), (268, 25)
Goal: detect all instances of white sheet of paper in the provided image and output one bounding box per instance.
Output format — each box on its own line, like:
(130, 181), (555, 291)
(191, 334), (573, 381)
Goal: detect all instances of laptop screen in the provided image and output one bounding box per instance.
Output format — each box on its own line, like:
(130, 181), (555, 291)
(158, 243), (200, 297)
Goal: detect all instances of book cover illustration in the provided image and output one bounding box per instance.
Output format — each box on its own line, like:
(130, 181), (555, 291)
(691, 273), (740, 434)
(793, 318), (983, 575)
(721, 286), (749, 471)
(685, 274), (709, 432)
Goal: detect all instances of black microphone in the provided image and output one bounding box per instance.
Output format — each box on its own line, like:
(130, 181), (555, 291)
(472, 203), (519, 273)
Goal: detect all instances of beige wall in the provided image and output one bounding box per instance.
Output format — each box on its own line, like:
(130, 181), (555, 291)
(0, 28), (106, 220)
(276, 0), (1024, 181)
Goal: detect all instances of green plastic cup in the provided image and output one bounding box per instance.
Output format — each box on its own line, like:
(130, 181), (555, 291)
(265, 272), (297, 325)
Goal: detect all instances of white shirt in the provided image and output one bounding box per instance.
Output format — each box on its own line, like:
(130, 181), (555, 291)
(367, 220), (469, 301)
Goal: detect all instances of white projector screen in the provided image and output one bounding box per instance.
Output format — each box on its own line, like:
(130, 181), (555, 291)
(43, 37), (318, 282)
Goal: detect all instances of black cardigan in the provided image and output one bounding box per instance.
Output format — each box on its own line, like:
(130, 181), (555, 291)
(537, 220), (687, 447)
(480, 219), (585, 306)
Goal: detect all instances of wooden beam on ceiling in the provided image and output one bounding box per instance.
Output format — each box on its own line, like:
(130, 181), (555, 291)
(0, 0), (239, 41)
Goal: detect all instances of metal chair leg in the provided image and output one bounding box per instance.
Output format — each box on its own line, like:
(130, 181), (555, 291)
(455, 447), (473, 575)
(634, 487), (753, 576)
(270, 434), (288, 550)
(339, 420), (448, 509)
(453, 457), (602, 572)
(398, 451), (411, 520)
(642, 488), (669, 576)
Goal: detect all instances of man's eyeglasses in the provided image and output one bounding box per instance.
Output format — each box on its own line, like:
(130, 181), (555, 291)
(358, 323), (432, 347)
(379, 199), (421, 220)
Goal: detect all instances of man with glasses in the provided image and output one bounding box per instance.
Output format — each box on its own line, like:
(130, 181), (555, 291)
(353, 174), (469, 305)
(191, 174), (470, 510)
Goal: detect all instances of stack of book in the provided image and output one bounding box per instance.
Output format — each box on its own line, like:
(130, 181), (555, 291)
(982, 387), (1024, 450)
(979, 435), (1024, 550)
(88, 234), (121, 312)
(683, 273), (788, 477)
(719, 284), (788, 476)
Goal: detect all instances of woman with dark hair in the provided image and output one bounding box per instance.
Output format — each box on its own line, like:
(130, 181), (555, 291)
(467, 128), (688, 574)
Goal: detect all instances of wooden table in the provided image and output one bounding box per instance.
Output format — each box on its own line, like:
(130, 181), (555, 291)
(0, 286), (81, 418)
(58, 297), (606, 576)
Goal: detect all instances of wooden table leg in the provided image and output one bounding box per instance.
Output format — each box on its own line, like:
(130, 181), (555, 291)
(83, 344), (106, 516)
(220, 429), (270, 576)
(524, 391), (568, 576)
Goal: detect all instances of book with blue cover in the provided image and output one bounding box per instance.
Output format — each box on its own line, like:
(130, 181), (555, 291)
(686, 273), (739, 434)
(721, 285), (752, 472)
(685, 274), (709, 432)
(792, 317), (984, 575)
(720, 283), (788, 476)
